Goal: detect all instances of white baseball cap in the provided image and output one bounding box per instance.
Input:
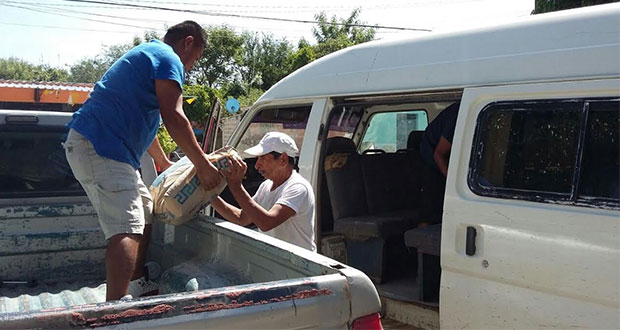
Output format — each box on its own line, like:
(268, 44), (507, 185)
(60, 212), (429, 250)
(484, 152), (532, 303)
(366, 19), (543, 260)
(244, 132), (299, 157)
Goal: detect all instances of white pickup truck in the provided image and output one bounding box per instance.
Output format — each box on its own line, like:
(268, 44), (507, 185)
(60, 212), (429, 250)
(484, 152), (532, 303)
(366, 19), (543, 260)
(0, 110), (382, 329)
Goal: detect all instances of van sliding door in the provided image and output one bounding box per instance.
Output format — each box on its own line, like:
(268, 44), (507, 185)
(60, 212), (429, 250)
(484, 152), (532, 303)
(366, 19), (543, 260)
(441, 79), (619, 329)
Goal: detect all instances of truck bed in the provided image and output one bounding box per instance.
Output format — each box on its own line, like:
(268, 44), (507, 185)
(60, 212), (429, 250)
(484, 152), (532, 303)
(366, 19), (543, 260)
(0, 208), (380, 328)
(0, 210), (322, 314)
(0, 280), (106, 314)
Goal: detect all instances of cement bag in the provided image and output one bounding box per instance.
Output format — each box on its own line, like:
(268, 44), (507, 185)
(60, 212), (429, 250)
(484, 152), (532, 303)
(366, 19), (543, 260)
(150, 146), (242, 225)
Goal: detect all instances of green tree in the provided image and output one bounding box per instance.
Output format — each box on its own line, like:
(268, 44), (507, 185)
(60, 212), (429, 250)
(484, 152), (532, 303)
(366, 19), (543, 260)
(157, 126), (177, 155)
(287, 38), (317, 72)
(237, 87), (264, 108)
(240, 32), (294, 90)
(0, 57), (69, 82)
(312, 9), (376, 58)
(532, 0), (617, 13)
(70, 31), (160, 83)
(192, 25), (245, 88)
(69, 57), (107, 83)
(183, 84), (221, 126)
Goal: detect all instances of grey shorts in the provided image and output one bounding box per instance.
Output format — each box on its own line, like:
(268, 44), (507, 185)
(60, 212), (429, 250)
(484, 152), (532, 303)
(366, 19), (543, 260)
(63, 129), (153, 240)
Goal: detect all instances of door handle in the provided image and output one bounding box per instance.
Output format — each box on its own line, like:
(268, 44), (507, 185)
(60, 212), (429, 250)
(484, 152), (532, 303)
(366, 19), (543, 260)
(466, 226), (477, 256)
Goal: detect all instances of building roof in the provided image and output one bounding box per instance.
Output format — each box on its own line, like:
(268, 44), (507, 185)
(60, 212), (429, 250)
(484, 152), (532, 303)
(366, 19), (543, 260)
(0, 80), (94, 92)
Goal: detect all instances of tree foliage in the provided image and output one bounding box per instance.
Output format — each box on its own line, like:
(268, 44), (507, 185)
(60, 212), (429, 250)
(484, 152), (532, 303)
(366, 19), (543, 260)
(240, 32), (293, 90)
(0, 57), (69, 82)
(157, 126), (177, 155)
(182, 84), (221, 125)
(286, 39), (317, 72)
(312, 8), (376, 58)
(1, 9), (375, 118)
(69, 57), (107, 83)
(70, 31), (159, 83)
(532, 0), (617, 13)
(192, 26), (245, 88)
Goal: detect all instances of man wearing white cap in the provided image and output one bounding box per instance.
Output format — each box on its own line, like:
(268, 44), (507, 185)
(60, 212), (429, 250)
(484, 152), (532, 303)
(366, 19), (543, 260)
(212, 132), (316, 251)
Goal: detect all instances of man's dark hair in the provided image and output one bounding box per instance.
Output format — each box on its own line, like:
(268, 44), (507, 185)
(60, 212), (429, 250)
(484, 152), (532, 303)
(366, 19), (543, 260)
(269, 151), (297, 169)
(163, 20), (207, 49)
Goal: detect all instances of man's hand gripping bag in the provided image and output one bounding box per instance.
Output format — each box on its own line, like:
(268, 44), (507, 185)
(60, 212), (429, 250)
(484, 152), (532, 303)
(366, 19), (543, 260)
(150, 146), (242, 225)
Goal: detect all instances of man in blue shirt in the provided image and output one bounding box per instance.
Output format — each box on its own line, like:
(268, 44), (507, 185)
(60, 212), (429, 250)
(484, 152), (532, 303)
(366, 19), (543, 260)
(63, 21), (221, 301)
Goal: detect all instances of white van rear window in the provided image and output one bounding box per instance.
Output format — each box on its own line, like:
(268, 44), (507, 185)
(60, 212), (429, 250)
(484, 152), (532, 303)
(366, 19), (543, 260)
(469, 98), (619, 208)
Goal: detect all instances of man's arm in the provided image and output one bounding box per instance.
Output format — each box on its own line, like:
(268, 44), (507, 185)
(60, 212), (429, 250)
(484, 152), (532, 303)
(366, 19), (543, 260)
(155, 79), (221, 190)
(210, 197), (252, 226)
(433, 136), (452, 177)
(224, 158), (296, 231)
(147, 136), (174, 172)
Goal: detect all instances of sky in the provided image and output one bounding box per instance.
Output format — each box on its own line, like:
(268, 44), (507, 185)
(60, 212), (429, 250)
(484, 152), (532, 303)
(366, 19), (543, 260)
(0, 0), (534, 69)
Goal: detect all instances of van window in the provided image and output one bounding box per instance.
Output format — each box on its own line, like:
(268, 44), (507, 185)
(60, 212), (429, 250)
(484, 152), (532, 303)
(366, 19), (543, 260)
(469, 99), (619, 208)
(0, 126), (85, 198)
(327, 106), (363, 139)
(237, 106), (311, 154)
(360, 110), (428, 152)
(578, 100), (619, 202)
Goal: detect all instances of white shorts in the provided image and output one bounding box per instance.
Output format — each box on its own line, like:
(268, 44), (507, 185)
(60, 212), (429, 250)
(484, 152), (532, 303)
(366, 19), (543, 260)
(63, 129), (153, 240)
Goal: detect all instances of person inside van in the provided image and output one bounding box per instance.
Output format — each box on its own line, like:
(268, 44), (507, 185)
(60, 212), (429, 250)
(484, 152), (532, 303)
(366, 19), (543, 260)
(211, 132), (317, 252)
(419, 102), (461, 177)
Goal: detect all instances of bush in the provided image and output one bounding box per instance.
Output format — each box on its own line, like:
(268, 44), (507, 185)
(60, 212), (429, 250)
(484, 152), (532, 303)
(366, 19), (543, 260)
(157, 126), (177, 155)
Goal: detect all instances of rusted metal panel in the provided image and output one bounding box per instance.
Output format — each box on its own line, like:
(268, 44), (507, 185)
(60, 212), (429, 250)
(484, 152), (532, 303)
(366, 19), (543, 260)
(0, 275), (347, 329)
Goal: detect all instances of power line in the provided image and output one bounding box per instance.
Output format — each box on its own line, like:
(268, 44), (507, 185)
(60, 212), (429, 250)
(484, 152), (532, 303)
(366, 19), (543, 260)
(0, 2), (161, 30)
(60, 0), (433, 32)
(0, 0), (155, 10)
(4, 0), (449, 15)
(1, 1), (316, 38)
(0, 1), (315, 40)
(0, 21), (143, 34)
(12, 1), (170, 25)
(116, 0), (473, 11)
(110, 0), (366, 10)
(6, 0), (349, 17)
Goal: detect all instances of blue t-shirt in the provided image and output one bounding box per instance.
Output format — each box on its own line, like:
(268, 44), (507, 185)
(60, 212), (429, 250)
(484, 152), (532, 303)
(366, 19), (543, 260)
(420, 102), (460, 169)
(68, 40), (185, 169)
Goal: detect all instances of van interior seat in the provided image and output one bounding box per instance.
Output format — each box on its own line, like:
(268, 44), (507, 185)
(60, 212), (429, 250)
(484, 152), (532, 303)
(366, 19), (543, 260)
(333, 213), (417, 240)
(407, 130), (424, 154)
(404, 224), (442, 302)
(326, 146), (423, 238)
(360, 150), (423, 218)
(324, 136), (428, 283)
(325, 136), (357, 155)
(403, 130), (446, 219)
(320, 136), (363, 234)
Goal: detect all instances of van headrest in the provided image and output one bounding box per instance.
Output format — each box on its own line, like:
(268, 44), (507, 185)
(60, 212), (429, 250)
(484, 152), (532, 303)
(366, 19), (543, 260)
(325, 137), (356, 155)
(407, 131), (424, 151)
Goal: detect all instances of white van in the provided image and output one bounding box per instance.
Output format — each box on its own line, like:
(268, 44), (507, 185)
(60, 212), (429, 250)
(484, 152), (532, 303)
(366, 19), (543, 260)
(217, 4), (620, 329)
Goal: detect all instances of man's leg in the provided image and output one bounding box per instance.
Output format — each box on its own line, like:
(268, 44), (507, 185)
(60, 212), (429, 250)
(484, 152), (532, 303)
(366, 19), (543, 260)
(64, 130), (147, 300)
(131, 174), (155, 281)
(106, 233), (141, 301)
(131, 224), (151, 280)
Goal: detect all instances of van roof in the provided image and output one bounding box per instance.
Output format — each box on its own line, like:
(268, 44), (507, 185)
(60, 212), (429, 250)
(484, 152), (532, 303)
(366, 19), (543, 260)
(258, 4), (620, 104)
